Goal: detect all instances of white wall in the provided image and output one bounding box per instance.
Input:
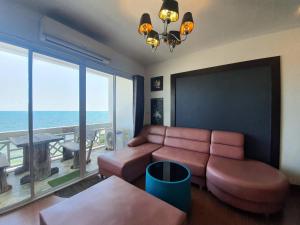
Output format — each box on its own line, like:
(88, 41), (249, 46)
(0, 0), (144, 77)
(145, 27), (300, 185)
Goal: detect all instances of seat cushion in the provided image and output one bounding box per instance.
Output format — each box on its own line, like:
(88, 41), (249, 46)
(207, 156), (289, 203)
(152, 147), (209, 177)
(40, 176), (186, 225)
(98, 143), (162, 179)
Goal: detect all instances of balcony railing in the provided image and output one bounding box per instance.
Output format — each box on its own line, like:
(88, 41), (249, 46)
(0, 123), (112, 170)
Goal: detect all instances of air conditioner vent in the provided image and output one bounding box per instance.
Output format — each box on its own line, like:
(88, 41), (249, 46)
(40, 17), (110, 64)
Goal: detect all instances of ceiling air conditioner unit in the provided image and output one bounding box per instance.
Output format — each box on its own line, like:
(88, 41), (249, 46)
(40, 17), (110, 64)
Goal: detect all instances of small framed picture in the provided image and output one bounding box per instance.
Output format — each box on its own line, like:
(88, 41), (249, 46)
(151, 76), (163, 91)
(151, 98), (164, 125)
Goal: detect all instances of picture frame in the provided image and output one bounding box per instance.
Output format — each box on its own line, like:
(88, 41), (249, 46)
(151, 76), (163, 91)
(151, 98), (164, 125)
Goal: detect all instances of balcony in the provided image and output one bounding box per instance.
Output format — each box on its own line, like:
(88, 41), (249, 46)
(0, 123), (127, 209)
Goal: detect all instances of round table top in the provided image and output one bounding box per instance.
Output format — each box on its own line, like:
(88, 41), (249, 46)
(146, 161), (191, 183)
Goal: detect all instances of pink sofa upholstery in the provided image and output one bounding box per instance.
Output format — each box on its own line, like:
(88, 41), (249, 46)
(98, 126), (289, 214)
(152, 127), (211, 187)
(206, 131), (289, 214)
(98, 125), (165, 182)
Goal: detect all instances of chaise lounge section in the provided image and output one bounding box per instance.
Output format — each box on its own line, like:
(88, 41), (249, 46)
(206, 131), (289, 214)
(98, 125), (165, 182)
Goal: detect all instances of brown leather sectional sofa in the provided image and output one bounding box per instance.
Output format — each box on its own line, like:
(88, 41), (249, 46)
(98, 125), (289, 214)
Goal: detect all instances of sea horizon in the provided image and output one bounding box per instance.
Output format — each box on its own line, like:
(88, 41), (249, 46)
(0, 111), (109, 133)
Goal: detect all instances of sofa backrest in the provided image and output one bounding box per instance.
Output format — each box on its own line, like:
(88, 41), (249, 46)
(210, 130), (244, 160)
(164, 127), (211, 153)
(141, 125), (166, 145)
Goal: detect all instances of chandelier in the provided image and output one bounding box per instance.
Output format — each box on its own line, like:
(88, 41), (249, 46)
(138, 0), (194, 52)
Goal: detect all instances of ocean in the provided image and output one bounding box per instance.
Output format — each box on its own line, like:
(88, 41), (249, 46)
(0, 111), (109, 132)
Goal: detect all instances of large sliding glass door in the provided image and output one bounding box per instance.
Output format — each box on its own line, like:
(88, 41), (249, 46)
(0, 42), (30, 209)
(85, 68), (114, 173)
(0, 40), (134, 213)
(32, 53), (80, 195)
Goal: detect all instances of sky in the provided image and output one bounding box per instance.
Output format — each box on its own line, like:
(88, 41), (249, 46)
(0, 46), (110, 111)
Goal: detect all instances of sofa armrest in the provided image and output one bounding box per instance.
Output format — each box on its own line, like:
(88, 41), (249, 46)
(128, 136), (147, 147)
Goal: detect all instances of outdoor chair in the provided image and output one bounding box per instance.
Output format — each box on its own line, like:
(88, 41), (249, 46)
(0, 153), (12, 193)
(60, 128), (98, 169)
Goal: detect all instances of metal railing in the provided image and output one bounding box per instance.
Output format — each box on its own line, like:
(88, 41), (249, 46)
(0, 123), (112, 169)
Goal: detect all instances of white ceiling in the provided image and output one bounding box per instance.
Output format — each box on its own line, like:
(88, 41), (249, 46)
(12, 0), (300, 66)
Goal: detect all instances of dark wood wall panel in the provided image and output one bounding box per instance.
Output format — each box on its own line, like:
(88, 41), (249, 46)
(171, 57), (280, 167)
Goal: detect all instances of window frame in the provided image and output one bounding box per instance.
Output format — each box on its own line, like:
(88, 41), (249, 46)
(0, 34), (134, 214)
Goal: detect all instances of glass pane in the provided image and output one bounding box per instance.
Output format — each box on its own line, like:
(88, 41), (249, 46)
(0, 42), (30, 209)
(32, 53), (80, 195)
(86, 68), (114, 173)
(116, 76), (133, 150)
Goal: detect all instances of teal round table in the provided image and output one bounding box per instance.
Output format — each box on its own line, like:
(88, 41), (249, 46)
(146, 161), (191, 212)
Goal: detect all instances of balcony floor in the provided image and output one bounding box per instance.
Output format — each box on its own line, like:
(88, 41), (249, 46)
(0, 147), (108, 209)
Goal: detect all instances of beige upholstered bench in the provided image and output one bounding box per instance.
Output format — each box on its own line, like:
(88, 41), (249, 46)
(40, 176), (186, 225)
